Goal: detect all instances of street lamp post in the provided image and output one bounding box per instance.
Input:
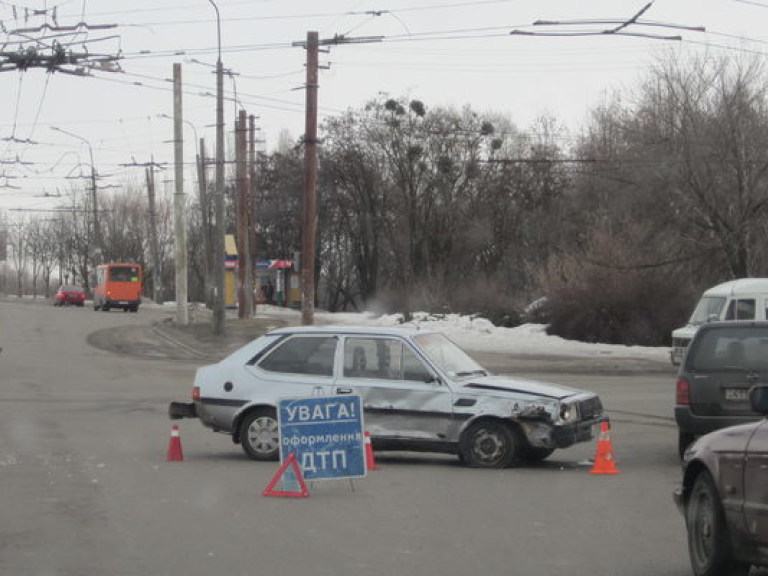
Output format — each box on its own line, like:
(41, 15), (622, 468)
(50, 126), (101, 262)
(208, 0), (226, 336)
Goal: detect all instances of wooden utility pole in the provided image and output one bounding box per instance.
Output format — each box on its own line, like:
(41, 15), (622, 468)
(248, 114), (258, 312)
(292, 32), (381, 324)
(146, 165), (162, 304)
(198, 138), (213, 309)
(301, 31), (319, 326)
(212, 55), (226, 335)
(235, 109), (251, 319)
(173, 62), (189, 326)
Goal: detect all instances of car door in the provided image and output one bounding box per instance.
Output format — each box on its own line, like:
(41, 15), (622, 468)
(337, 336), (455, 443)
(743, 420), (768, 547)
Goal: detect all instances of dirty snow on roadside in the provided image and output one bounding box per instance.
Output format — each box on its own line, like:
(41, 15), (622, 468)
(249, 304), (670, 362)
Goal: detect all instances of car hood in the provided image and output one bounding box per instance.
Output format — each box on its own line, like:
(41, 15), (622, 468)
(672, 325), (699, 339)
(459, 375), (585, 400)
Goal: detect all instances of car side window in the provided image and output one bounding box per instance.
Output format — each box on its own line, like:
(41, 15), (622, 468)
(258, 336), (337, 376)
(343, 337), (432, 382)
(737, 299), (756, 319)
(401, 345), (433, 382)
(726, 299), (756, 320)
(344, 338), (392, 379)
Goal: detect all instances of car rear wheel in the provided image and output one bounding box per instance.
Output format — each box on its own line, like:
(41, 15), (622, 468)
(240, 408), (280, 461)
(687, 471), (749, 576)
(678, 431), (695, 459)
(459, 420), (520, 468)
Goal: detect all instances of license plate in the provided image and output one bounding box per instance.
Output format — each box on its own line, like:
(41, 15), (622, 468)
(724, 388), (749, 401)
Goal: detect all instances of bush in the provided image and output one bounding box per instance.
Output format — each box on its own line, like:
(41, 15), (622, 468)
(365, 276), (525, 328)
(543, 260), (691, 346)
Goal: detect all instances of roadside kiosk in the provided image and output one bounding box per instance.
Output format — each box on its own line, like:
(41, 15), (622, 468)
(224, 235), (238, 309)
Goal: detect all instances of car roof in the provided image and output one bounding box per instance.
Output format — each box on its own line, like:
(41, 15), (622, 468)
(697, 320), (768, 333)
(703, 278), (768, 297)
(267, 324), (437, 338)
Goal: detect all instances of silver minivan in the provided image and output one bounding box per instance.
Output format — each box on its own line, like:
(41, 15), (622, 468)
(671, 278), (768, 365)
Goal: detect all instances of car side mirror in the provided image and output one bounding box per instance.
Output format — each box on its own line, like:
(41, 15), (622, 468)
(749, 385), (768, 415)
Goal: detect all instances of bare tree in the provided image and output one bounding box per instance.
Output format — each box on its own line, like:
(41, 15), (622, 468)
(634, 52), (768, 279)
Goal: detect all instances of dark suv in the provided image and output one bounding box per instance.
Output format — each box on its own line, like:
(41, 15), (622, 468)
(675, 321), (768, 458)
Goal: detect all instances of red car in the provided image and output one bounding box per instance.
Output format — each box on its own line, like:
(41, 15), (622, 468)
(54, 285), (86, 307)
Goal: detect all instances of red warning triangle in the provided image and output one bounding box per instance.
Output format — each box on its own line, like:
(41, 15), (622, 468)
(262, 453), (310, 498)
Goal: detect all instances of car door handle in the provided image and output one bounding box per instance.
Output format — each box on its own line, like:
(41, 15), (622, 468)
(336, 387), (353, 394)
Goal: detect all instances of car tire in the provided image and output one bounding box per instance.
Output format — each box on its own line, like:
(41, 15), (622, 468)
(678, 431), (695, 460)
(686, 471), (750, 576)
(458, 419), (520, 468)
(240, 408), (280, 461)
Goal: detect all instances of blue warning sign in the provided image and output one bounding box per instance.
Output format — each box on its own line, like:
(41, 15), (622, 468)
(278, 395), (366, 481)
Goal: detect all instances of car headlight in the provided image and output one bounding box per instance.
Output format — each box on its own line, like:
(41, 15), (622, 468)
(559, 402), (579, 423)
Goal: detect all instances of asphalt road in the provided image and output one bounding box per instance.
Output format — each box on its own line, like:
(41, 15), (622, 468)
(0, 296), (751, 576)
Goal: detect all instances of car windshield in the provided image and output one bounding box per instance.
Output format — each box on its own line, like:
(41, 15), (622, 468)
(412, 332), (487, 379)
(110, 266), (139, 282)
(688, 296), (726, 325)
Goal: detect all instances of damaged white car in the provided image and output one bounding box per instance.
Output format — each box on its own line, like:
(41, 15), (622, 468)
(169, 325), (606, 468)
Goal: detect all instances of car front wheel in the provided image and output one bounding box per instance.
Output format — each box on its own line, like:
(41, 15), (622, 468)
(240, 409), (280, 461)
(687, 471), (749, 576)
(459, 420), (520, 468)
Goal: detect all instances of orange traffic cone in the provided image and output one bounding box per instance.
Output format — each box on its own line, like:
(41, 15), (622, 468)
(364, 431), (378, 471)
(590, 421), (620, 475)
(166, 424), (184, 462)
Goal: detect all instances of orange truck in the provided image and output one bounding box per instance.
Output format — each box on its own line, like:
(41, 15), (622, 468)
(93, 263), (143, 312)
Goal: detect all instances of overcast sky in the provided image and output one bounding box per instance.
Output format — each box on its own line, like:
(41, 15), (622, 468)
(0, 0), (765, 214)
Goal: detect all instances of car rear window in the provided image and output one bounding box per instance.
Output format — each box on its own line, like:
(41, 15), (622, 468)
(258, 335), (337, 376)
(687, 326), (768, 371)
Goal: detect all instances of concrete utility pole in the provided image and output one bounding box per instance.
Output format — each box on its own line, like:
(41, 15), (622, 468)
(145, 165), (163, 304)
(173, 63), (189, 326)
(301, 31), (319, 326)
(209, 0), (226, 335)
